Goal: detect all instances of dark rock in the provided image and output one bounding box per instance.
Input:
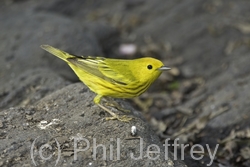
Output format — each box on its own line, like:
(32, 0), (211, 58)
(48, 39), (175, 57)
(0, 83), (186, 167)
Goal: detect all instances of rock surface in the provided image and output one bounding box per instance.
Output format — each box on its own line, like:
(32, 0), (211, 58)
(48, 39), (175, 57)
(0, 83), (185, 167)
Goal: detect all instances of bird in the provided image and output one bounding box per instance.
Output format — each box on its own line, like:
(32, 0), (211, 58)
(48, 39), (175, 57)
(41, 45), (170, 122)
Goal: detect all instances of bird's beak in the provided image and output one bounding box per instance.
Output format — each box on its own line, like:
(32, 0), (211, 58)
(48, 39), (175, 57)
(158, 66), (171, 71)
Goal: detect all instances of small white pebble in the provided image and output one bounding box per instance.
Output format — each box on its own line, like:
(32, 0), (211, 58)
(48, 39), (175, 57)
(131, 126), (137, 136)
(37, 119), (61, 130)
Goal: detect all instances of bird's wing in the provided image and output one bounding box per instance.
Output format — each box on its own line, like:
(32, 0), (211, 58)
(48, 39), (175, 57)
(67, 57), (135, 85)
(98, 59), (136, 85)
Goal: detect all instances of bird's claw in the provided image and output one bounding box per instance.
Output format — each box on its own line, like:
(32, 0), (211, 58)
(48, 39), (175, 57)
(106, 115), (133, 122)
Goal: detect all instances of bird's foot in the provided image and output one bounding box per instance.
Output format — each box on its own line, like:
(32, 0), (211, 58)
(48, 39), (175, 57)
(97, 104), (133, 122)
(105, 115), (133, 122)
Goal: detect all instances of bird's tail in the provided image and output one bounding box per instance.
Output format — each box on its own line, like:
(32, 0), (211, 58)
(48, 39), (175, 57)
(40, 45), (74, 61)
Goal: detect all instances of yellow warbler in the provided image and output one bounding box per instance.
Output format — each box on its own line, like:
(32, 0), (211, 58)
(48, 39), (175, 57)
(41, 45), (170, 122)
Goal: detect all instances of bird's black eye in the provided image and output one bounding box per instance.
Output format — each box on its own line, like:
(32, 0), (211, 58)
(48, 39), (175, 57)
(147, 65), (153, 70)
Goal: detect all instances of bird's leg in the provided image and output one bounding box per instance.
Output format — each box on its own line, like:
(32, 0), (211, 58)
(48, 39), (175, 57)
(94, 95), (132, 122)
(97, 104), (133, 122)
(103, 97), (130, 113)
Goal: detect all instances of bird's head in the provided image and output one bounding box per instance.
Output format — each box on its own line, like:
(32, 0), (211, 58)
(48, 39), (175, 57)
(132, 57), (171, 83)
